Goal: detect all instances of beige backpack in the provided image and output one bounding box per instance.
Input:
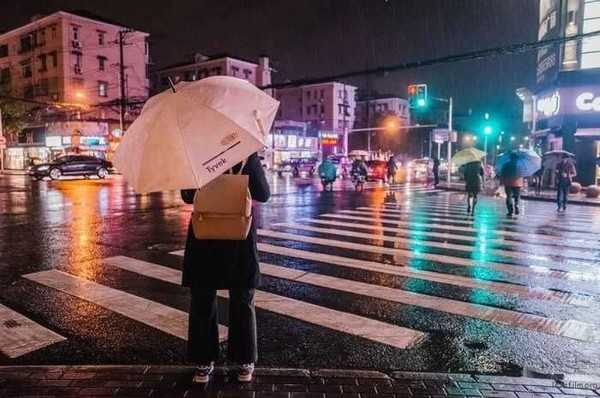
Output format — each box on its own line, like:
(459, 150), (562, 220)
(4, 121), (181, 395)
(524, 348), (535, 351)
(192, 160), (252, 240)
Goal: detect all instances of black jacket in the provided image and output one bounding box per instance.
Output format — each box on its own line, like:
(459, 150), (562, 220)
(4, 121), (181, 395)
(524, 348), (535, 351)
(180, 153), (270, 289)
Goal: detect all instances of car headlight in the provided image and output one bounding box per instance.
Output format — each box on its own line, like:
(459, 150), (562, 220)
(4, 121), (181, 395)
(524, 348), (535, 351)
(36, 165), (50, 171)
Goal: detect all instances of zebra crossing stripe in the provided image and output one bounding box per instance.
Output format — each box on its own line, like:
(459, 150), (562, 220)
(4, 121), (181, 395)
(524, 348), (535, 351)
(295, 217), (591, 262)
(257, 229), (575, 280)
(371, 206), (600, 231)
(272, 222), (594, 273)
(256, 242), (589, 306)
(161, 254), (598, 342)
(22, 270), (228, 342)
(0, 303), (66, 358)
(106, 256), (425, 350)
(323, 212), (591, 247)
(387, 202), (598, 222)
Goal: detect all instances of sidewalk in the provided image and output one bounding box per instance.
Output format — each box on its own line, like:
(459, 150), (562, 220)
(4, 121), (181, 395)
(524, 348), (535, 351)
(437, 182), (600, 207)
(1, 365), (599, 398)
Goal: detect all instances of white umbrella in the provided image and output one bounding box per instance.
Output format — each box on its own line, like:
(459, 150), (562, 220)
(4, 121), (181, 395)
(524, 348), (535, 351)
(113, 76), (279, 194)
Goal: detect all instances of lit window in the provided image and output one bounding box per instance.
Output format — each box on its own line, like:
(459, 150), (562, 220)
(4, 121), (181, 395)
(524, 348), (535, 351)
(98, 81), (108, 97)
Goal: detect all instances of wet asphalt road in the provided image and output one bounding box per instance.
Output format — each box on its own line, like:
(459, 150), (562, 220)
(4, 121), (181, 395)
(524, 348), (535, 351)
(1, 173), (600, 376)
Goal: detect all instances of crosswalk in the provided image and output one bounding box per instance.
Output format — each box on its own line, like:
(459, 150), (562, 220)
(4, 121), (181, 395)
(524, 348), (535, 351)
(4, 189), (600, 364)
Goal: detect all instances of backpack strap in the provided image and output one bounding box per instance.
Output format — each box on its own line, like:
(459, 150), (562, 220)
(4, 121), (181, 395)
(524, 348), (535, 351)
(236, 158), (247, 175)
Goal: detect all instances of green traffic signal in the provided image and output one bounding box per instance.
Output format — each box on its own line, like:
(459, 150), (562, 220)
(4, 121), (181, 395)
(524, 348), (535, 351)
(484, 125), (492, 135)
(417, 98), (426, 107)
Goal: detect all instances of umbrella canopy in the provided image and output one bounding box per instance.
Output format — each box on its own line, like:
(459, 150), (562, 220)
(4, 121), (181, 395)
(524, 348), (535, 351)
(542, 150), (575, 169)
(495, 149), (541, 178)
(451, 147), (486, 167)
(114, 76), (279, 194)
(349, 150), (370, 158)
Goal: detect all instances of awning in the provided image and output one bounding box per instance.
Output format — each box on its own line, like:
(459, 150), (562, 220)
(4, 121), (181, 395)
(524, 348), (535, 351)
(574, 128), (600, 138)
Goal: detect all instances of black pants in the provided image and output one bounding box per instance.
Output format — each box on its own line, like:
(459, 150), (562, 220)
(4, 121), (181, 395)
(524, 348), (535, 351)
(504, 186), (521, 214)
(434, 171), (439, 186)
(187, 288), (257, 365)
(466, 190), (478, 211)
(557, 184), (569, 209)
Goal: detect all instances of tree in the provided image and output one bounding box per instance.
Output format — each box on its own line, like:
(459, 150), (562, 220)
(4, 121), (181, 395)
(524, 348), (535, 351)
(0, 101), (37, 142)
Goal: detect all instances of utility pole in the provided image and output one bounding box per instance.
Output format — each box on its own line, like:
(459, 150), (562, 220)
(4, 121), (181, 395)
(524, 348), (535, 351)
(0, 108), (4, 174)
(446, 97), (453, 183)
(118, 30), (129, 134)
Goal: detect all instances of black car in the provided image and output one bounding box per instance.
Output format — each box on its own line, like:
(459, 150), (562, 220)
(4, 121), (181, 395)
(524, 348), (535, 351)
(29, 155), (113, 180)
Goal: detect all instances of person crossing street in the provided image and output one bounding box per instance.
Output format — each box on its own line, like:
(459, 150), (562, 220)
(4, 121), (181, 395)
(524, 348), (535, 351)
(556, 154), (576, 212)
(499, 152), (523, 217)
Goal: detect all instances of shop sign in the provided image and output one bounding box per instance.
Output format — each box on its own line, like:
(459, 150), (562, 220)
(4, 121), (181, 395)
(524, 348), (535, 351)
(535, 86), (600, 119)
(536, 91), (561, 117)
(576, 93), (600, 112)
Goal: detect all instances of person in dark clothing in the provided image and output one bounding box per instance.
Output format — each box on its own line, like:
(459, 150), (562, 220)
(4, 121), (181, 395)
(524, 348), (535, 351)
(181, 152), (270, 384)
(500, 153), (523, 217)
(387, 156), (397, 184)
(432, 157), (440, 186)
(532, 166), (544, 196)
(556, 155), (576, 212)
(463, 161), (484, 215)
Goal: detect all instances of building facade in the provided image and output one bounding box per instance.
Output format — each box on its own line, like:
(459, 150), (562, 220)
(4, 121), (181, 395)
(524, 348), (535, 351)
(154, 53), (272, 92)
(519, 0), (600, 185)
(0, 10), (150, 168)
(275, 82), (357, 156)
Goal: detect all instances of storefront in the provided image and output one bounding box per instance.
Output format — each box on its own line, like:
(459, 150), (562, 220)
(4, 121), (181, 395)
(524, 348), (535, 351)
(266, 120), (318, 166)
(532, 81), (600, 186)
(4, 121), (111, 169)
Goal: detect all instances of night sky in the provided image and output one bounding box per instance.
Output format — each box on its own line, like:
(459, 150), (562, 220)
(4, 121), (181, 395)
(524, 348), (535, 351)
(1, 0), (538, 133)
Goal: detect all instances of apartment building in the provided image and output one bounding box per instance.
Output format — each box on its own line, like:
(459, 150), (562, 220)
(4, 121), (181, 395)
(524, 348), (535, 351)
(275, 82), (357, 155)
(154, 53), (272, 93)
(0, 10), (150, 168)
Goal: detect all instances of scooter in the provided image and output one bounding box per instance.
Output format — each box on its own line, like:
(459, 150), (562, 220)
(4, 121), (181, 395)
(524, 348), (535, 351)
(352, 173), (366, 191)
(320, 173), (335, 192)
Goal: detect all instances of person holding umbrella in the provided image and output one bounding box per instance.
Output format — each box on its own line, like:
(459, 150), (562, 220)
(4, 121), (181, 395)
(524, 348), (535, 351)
(463, 160), (484, 215)
(181, 154), (270, 384)
(499, 152), (523, 216)
(556, 154), (576, 212)
(113, 76), (280, 384)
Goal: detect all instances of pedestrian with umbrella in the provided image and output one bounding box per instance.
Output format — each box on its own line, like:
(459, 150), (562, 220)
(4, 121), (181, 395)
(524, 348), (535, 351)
(496, 149), (541, 217)
(556, 154), (576, 212)
(114, 76), (279, 383)
(452, 148), (485, 215)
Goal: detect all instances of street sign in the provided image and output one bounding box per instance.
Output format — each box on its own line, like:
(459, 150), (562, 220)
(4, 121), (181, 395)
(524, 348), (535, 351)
(433, 129), (448, 143)
(433, 129), (457, 144)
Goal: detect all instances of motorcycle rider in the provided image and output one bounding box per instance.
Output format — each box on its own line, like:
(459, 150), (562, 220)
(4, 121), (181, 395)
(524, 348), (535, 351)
(318, 156), (337, 191)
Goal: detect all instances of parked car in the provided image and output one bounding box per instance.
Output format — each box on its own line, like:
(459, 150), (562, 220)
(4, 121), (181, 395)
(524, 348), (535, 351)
(366, 160), (388, 181)
(29, 155), (113, 180)
(275, 157), (317, 177)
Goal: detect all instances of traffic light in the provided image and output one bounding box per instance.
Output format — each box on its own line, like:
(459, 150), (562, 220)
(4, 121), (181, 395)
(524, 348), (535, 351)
(408, 84), (428, 108)
(484, 125), (493, 135)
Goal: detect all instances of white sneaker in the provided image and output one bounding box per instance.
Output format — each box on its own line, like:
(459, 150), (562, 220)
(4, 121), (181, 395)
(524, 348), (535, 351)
(237, 363), (255, 382)
(192, 362), (214, 383)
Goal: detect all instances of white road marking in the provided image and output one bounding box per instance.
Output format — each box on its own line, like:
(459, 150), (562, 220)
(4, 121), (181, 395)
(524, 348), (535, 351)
(256, 228), (585, 281)
(295, 217), (594, 261)
(106, 256), (425, 350)
(164, 254), (598, 342)
(22, 270), (228, 342)
(272, 222), (594, 274)
(256, 242), (589, 306)
(0, 303), (66, 358)
(320, 212), (592, 249)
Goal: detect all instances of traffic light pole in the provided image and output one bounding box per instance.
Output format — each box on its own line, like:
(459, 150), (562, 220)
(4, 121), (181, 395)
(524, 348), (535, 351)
(446, 97), (453, 183)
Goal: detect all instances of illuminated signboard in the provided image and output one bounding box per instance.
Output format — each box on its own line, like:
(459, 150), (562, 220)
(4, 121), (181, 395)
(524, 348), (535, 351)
(535, 86), (600, 119)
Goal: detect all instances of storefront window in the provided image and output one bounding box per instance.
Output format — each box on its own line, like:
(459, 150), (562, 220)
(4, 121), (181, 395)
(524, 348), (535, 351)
(287, 135), (297, 148)
(274, 135), (286, 148)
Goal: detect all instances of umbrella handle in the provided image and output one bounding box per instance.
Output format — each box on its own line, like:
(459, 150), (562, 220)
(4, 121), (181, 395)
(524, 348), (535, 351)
(254, 110), (266, 137)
